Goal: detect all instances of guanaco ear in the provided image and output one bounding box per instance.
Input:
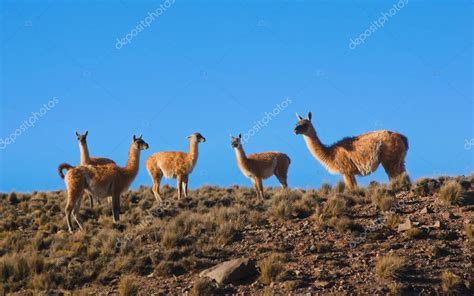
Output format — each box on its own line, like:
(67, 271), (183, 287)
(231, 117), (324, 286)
(84, 130), (88, 137)
(296, 112), (303, 121)
(139, 134), (143, 139)
(238, 133), (242, 139)
(307, 112), (312, 121)
(133, 135), (137, 141)
(75, 131), (80, 137)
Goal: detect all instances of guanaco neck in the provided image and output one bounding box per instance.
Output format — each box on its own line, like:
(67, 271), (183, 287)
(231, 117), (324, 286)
(234, 145), (249, 169)
(123, 144), (141, 178)
(303, 126), (334, 165)
(79, 140), (90, 165)
(187, 140), (199, 168)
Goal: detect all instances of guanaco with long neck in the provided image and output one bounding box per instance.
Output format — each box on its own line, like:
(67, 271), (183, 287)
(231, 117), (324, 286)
(75, 131), (116, 208)
(58, 135), (149, 233)
(294, 112), (409, 189)
(146, 133), (206, 202)
(231, 134), (290, 199)
(76, 130), (116, 166)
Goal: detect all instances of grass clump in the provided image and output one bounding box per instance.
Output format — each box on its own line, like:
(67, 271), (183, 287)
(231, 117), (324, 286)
(269, 190), (317, 221)
(371, 188), (396, 212)
(465, 223), (474, 247)
(191, 277), (216, 296)
(384, 213), (400, 230)
(389, 172), (411, 192)
(118, 275), (139, 296)
(375, 254), (405, 279)
(258, 253), (286, 285)
(439, 180), (463, 205)
(440, 271), (461, 292)
(404, 228), (424, 239)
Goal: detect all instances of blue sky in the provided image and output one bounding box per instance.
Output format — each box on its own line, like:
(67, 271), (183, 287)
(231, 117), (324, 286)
(0, 0), (472, 192)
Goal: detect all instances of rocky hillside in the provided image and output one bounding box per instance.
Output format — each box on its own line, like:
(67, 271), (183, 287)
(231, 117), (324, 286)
(0, 175), (473, 295)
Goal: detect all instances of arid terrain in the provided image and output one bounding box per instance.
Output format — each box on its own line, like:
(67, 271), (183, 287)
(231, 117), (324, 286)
(1, 175), (473, 295)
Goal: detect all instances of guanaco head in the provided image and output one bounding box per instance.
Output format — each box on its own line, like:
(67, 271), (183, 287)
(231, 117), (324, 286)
(75, 130), (88, 144)
(229, 134), (242, 148)
(132, 134), (149, 150)
(294, 112), (313, 135)
(187, 132), (206, 144)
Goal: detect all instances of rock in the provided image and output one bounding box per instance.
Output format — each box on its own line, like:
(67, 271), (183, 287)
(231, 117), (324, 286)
(433, 221), (441, 229)
(442, 212), (455, 220)
(314, 280), (330, 288)
(199, 258), (257, 285)
(420, 207), (432, 214)
(398, 218), (413, 232)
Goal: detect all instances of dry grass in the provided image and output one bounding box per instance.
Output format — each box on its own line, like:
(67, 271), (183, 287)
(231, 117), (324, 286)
(375, 255), (405, 279)
(404, 228), (424, 239)
(191, 277), (216, 296)
(440, 271), (461, 292)
(0, 176), (472, 294)
(439, 181), (463, 205)
(384, 213), (400, 230)
(118, 275), (139, 296)
(465, 223), (474, 248)
(371, 188), (396, 212)
(389, 172), (411, 192)
(258, 253), (286, 285)
(268, 190), (318, 221)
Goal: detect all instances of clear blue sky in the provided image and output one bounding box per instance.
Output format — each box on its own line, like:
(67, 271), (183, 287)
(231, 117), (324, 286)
(0, 0), (472, 193)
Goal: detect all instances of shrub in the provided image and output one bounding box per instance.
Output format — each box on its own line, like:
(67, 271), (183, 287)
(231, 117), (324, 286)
(375, 255), (405, 279)
(439, 181), (463, 205)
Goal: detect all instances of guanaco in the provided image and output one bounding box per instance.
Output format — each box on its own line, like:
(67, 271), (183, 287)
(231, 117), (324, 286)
(58, 135), (149, 232)
(75, 130), (116, 207)
(230, 134), (290, 199)
(146, 133), (206, 202)
(294, 112), (409, 189)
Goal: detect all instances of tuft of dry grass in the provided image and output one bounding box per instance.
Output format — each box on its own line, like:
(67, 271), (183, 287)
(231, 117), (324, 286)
(269, 190), (317, 221)
(258, 253), (286, 285)
(331, 181), (346, 194)
(404, 228), (424, 239)
(440, 271), (461, 292)
(327, 216), (361, 233)
(118, 275), (139, 296)
(389, 172), (411, 192)
(371, 188), (396, 212)
(191, 277), (216, 296)
(439, 181), (463, 205)
(384, 213), (400, 230)
(465, 223), (474, 247)
(375, 255), (405, 279)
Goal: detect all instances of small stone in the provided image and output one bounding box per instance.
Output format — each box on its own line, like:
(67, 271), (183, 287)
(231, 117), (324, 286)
(314, 280), (330, 288)
(442, 212), (455, 220)
(433, 221), (441, 229)
(398, 218), (413, 232)
(420, 207), (432, 214)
